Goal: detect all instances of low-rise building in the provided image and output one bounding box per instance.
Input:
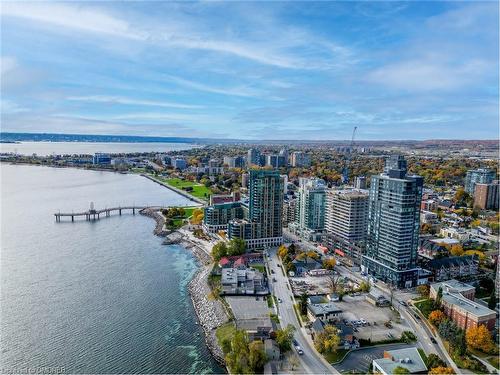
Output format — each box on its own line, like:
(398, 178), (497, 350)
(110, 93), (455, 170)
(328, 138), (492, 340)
(418, 238), (449, 259)
(372, 347), (427, 375)
(92, 152), (111, 165)
(421, 199), (438, 212)
(307, 302), (342, 323)
(440, 227), (469, 241)
(236, 317), (272, 341)
(430, 280), (496, 331)
(423, 255), (478, 282)
(292, 257), (322, 276)
(221, 267), (267, 295)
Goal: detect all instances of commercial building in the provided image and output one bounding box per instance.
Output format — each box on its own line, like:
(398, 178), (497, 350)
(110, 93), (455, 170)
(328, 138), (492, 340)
(362, 155), (424, 288)
(307, 302), (342, 323)
(430, 280), (496, 331)
(228, 169), (284, 249)
(291, 151), (311, 168)
(172, 158), (187, 170)
(247, 149), (262, 167)
(289, 178), (326, 241)
(474, 181), (499, 210)
(354, 176), (367, 189)
(203, 201), (244, 233)
(465, 168), (496, 194)
(223, 155), (246, 169)
(421, 199), (438, 211)
(265, 154), (287, 169)
(241, 173), (249, 189)
(92, 152), (111, 165)
(372, 348), (427, 375)
(282, 198), (297, 228)
(325, 189), (368, 243)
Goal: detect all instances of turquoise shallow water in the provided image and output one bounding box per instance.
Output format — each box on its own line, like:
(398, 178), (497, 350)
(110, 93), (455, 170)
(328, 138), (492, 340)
(1, 164), (223, 374)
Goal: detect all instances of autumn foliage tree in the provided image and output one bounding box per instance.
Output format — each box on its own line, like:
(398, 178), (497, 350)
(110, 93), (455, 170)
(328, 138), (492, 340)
(416, 284), (430, 298)
(314, 325), (341, 354)
(429, 366), (455, 374)
(429, 310), (446, 326)
(322, 258), (336, 270)
(450, 244), (464, 256)
(466, 325), (495, 353)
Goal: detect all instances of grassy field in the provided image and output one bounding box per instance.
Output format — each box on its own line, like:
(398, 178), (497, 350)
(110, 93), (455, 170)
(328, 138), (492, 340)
(165, 206), (198, 229)
(163, 178), (212, 200)
(324, 349), (349, 363)
(215, 323), (236, 346)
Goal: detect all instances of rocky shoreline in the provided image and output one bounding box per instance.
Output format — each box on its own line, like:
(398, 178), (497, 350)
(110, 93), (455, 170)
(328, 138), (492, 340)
(142, 208), (229, 366)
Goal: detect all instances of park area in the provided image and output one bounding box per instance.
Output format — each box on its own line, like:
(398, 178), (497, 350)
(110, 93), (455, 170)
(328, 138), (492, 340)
(162, 177), (212, 200)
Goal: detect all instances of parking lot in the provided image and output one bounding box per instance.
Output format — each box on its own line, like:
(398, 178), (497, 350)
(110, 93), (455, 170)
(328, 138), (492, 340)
(334, 343), (415, 373)
(225, 296), (270, 320)
(335, 295), (409, 342)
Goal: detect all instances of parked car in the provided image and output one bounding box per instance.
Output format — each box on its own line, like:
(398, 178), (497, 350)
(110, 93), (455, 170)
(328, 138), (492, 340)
(414, 314), (421, 320)
(272, 278), (277, 282)
(271, 269), (275, 274)
(399, 301), (407, 306)
(431, 337), (437, 344)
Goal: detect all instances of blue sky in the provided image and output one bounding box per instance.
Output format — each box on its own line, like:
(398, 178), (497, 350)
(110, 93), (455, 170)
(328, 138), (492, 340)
(1, 1), (498, 140)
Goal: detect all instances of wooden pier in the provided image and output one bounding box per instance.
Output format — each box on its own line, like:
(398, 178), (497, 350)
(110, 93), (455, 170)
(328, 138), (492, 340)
(54, 204), (147, 222)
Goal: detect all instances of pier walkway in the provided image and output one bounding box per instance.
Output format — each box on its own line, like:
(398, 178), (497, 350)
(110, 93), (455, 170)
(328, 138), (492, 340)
(54, 204), (148, 222)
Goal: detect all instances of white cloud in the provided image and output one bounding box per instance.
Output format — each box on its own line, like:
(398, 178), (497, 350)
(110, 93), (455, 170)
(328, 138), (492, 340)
(1, 56), (17, 75)
(367, 58), (493, 92)
(0, 2), (143, 39)
(67, 95), (204, 109)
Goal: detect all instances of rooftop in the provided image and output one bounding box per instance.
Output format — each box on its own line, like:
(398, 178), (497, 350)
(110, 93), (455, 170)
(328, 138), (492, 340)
(373, 347), (427, 374)
(431, 279), (475, 294)
(308, 302), (342, 316)
(442, 291), (496, 318)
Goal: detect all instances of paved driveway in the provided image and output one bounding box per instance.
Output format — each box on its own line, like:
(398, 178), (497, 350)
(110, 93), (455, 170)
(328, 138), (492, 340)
(334, 343), (414, 374)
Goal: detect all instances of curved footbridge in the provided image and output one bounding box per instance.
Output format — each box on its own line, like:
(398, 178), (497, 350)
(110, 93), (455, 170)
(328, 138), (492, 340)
(54, 205), (151, 222)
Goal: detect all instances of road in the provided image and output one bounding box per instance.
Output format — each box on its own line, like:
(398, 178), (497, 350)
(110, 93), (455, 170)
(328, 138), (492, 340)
(266, 248), (339, 374)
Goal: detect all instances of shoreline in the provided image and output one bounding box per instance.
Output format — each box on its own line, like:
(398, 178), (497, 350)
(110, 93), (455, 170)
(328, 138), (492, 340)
(140, 209), (229, 367)
(1, 161), (207, 206)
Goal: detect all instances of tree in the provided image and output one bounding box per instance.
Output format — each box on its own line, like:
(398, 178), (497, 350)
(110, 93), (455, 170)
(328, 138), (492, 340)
(322, 258), (336, 270)
(278, 245), (289, 259)
(435, 286), (443, 306)
(212, 242), (228, 261)
(426, 354), (446, 370)
(191, 208), (204, 225)
(275, 324), (295, 352)
(487, 289), (497, 310)
(416, 284), (430, 298)
(299, 292), (309, 315)
(359, 280), (371, 293)
(248, 340), (267, 372)
(429, 310), (446, 326)
(227, 237), (246, 256)
(392, 366), (410, 374)
(225, 330), (250, 374)
(450, 244), (464, 256)
(466, 325), (495, 353)
(429, 366), (455, 374)
(314, 325), (341, 354)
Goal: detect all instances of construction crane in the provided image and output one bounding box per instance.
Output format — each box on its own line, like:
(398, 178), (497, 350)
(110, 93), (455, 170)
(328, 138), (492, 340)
(341, 126), (358, 184)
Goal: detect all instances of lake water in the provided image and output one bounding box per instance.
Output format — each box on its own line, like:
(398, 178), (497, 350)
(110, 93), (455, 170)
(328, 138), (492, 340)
(0, 164), (223, 374)
(0, 142), (199, 156)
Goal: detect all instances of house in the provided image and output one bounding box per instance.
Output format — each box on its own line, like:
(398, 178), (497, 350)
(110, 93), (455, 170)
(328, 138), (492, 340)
(423, 255), (478, 281)
(307, 295), (327, 305)
(366, 293), (390, 307)
(307, 302), (342, 322)
(264, 339), (280, 361)
(372, 347), (427, 375)
(440, 227), (470, 241)
(418, 238), (449, 259)
(236, 317), (272, 340)
(292, 257), (322, 276)
(430, 280), (496, 331)
(221, 267), (267, 295)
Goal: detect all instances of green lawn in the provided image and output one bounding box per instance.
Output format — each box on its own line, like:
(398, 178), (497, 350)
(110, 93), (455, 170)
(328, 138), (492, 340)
(267, 295), (274, 308)
(324, 349), (349, 363)
(163, 178), (212, 200)
(164, 206), (198, 229)
(251, 264), (266, 274)
(215, 323), (236, 346)
(414, 298), (435, 318)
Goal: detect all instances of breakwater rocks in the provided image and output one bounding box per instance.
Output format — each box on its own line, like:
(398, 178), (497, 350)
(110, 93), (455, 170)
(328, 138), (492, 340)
(188, 265), (228, 365)
(139, 208), (170, 237)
